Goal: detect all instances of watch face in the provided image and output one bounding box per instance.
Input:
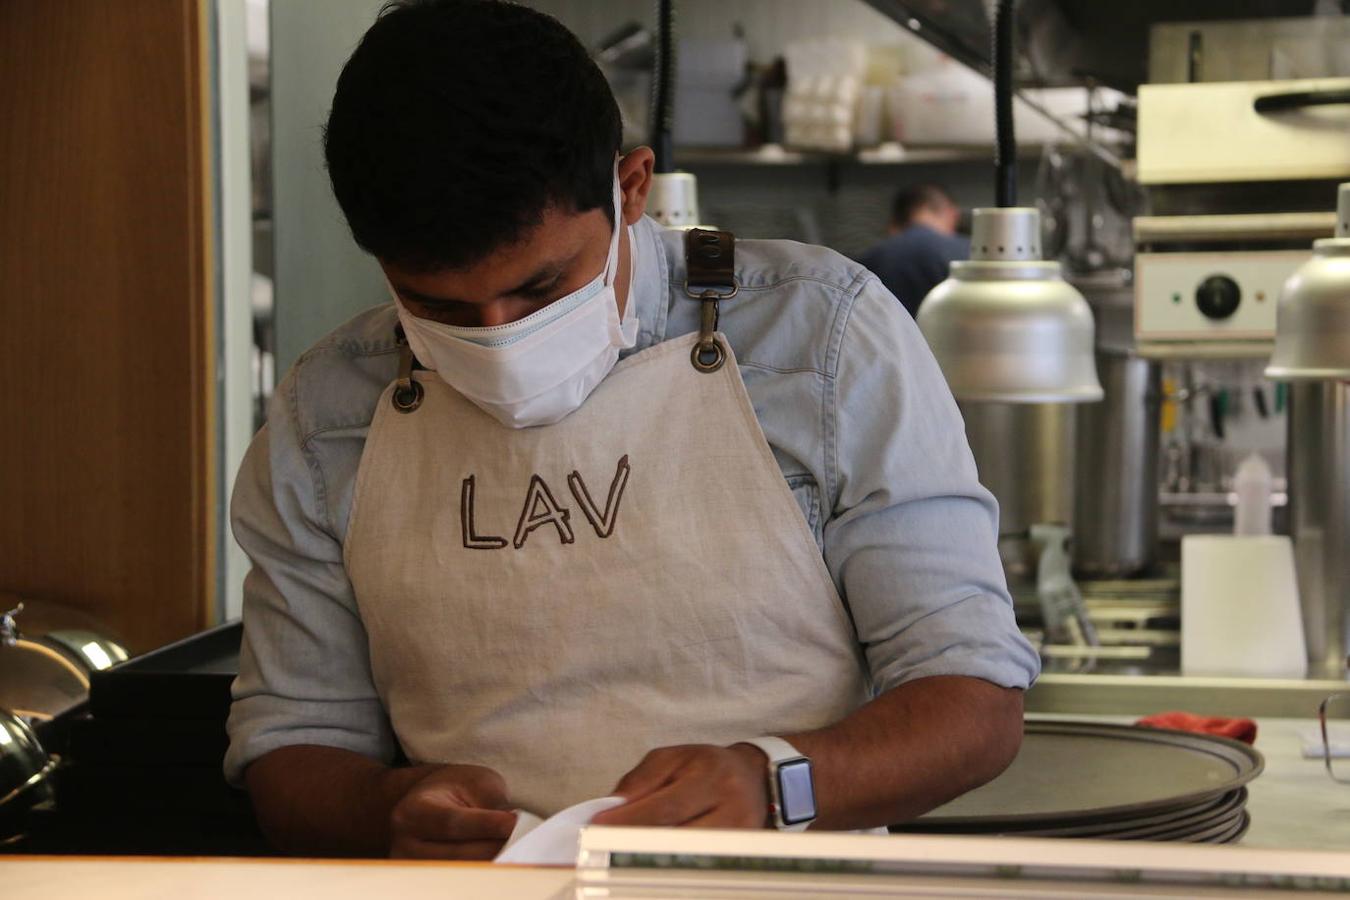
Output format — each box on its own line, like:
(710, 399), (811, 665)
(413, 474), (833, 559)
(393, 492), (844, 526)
(776, 758), (817, 826)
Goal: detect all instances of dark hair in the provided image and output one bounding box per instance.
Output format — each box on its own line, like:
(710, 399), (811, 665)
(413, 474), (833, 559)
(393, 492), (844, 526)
(323, 0), (622, 272)
(890, 184), (954, 226)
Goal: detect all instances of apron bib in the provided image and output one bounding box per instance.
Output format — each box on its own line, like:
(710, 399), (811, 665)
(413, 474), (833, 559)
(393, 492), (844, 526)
(344, 331), (871, 816)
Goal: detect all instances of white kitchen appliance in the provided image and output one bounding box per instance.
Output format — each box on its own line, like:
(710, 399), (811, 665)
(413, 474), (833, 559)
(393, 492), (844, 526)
(1134, 67), (1350, 676)
(1133, 77), (1349, 358)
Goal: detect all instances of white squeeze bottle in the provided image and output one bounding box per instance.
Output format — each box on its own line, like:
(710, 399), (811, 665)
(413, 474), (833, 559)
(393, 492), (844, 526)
(1233, 452), (1273, 536)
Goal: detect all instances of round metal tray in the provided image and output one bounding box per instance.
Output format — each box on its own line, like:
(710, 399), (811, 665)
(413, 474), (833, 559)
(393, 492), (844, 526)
(1167, 809), (1250, 844)
(909, 720), (1263, 830)
(1028, 789), (1248, 840)
(1124, 803), (1246, 843)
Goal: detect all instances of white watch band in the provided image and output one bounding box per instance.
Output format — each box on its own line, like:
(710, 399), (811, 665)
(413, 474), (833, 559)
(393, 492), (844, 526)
(742, 736), (814, 831)
(743, 736), (803, 766)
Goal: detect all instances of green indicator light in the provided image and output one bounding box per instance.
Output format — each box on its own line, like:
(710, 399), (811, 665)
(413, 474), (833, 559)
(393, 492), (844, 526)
(1171, 292), (1182, 304)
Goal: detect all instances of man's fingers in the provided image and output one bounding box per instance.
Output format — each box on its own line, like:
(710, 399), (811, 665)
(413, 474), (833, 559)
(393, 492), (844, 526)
(390, 837), (506, 860)
(609, 747), (693, 802)
(593, 779), (716, 827)
(410, 764), (510, 811)
(448, 765), (511, 810)
(392, 797), (517, 844)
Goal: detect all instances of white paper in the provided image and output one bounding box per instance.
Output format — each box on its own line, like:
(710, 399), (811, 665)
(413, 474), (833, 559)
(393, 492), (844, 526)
(494, 796), (626, 866)
(1297, 723), (1350, 759)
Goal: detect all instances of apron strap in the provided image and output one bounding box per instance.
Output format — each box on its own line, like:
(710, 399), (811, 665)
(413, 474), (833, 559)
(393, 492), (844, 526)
(391, 326), (425, 413)
(683, 229), (738, 374)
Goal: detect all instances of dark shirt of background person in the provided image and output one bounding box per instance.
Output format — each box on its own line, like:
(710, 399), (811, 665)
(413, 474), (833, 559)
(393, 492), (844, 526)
(859, 184), (971, 319)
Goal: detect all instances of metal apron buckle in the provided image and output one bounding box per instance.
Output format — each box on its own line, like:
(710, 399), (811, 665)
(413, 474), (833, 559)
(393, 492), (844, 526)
(392, 338), (424, 413)
(683, 228), (738, 374)
(688, 286), (733, 373)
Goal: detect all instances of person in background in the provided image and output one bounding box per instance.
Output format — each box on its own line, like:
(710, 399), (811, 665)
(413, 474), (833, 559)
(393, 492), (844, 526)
(859, 184), (970, 319)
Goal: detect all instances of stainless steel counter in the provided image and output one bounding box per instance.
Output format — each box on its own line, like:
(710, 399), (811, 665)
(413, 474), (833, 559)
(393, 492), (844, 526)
(1028, 673), (1348, 718)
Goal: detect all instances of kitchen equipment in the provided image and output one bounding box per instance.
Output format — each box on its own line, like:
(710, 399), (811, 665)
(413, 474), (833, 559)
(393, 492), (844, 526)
(894, 720), (1261, 842)
(0, 601), (128, 721)
(1135, 247), (1308, 349)
(918, 206), (1103, 403)
(1287, 382), (1350, 677)
(26, 622), (266, 856)
(961, 401), (1074, 579)
(87, 621), (239, 721)
(1264, 183), (1350, 678)
(0, 708), (56, 841)
(914, 1), (1101, 403)
(1133, 214), (1332, 357)
(645, 171), (701, 230)
(1181, 534), (1306, 680)
(1269, 186), (1350, 674)
(913, 789), (1251, 842)
(1133, 70), (1348, 678)
(1266, 184), (1350, 380)
(1072, 274), (1163, 578)
(1073, 348), (1162, 577)
(1027, 788), (1246, 839)
(966, 271), (1156, 584)
(1150, 16), (1350, 84)
(1133, 73), (1346, 358)
(1137, 78), (1350, 186)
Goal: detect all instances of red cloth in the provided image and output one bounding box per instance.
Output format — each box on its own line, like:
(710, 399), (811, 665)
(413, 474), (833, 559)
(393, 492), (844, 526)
(1136, 711), (1258, 745)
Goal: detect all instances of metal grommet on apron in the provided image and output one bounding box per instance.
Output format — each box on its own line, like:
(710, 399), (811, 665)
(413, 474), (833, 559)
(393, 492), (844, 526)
(684, 228), (738, 374)
(391, 334), (424, 414)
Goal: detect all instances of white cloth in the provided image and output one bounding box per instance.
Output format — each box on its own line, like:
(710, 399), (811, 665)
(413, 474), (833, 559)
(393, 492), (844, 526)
(1298, 723), (1350, 759)
(494, 795), (889, 863)
(495, 796), (625, 865)
(344, 331), (871, 816)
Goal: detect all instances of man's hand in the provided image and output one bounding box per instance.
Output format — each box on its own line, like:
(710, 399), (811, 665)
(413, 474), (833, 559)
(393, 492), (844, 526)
(591, 744), (768, 829)
(244, 746), (517, 858)
(387, 764), (518, 859)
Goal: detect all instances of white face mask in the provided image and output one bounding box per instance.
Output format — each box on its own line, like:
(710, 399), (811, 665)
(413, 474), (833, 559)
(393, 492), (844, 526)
(389, 173), (638, 428)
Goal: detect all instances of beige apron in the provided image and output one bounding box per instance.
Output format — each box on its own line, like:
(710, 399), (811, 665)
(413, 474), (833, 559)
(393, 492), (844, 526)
(344, 331), (871, 816)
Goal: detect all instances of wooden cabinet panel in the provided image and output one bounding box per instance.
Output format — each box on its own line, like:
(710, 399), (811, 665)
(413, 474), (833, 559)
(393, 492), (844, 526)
(0, 0), (215, 652)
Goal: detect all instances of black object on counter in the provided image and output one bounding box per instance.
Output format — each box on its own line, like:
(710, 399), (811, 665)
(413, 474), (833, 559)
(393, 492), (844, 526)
(7, 621), (269, 857)
(88, 621), (240, 721)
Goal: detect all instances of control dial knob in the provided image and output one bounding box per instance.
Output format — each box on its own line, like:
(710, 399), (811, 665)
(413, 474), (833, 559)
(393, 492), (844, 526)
(1195, 275), (1241, 320)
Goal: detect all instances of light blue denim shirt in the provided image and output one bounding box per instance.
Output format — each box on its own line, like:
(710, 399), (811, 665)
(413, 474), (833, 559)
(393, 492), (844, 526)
(224, 216), (1040, 785)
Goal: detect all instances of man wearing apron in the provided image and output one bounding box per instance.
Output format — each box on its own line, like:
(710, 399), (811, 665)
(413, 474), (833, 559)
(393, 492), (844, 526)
(226, 0), (1040, 859)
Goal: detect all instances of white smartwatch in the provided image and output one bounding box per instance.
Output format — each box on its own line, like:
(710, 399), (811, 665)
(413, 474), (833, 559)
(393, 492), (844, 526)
(740, 736), (816, 831)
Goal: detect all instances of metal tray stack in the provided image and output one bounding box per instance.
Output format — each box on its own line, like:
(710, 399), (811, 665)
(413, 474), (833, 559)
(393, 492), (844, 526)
(892, 720), (1262, 842)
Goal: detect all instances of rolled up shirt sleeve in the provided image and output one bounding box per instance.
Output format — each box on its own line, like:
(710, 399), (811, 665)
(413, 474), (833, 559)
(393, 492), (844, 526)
(823, 277), (1040, 694)
(223, 373), (395, 787)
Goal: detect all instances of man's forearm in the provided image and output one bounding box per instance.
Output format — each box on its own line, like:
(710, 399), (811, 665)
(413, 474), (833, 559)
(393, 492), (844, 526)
(244, 745), (434, 856)
(784, 675), (1024, 830)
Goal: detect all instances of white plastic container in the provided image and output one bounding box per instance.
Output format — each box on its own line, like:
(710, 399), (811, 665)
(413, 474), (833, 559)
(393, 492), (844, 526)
(885, 62), (1129, 146)
(1181, 534), (1306, 679)
(1233, 452), (1274, 536)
